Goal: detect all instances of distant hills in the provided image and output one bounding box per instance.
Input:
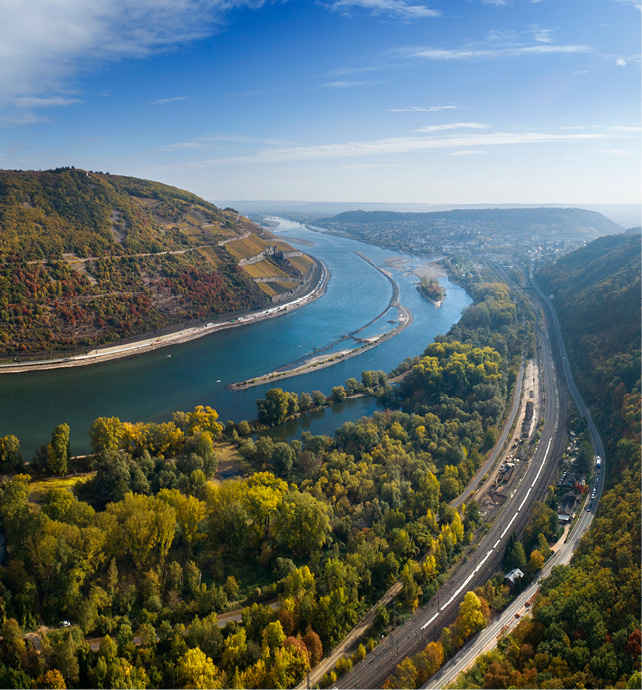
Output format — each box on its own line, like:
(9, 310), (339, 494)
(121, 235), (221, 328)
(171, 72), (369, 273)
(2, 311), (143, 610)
(0, 168), (312, 355)
(315, 207), (622, 238)
(309, 207), (622, 258)
(217, 200), (640, 228)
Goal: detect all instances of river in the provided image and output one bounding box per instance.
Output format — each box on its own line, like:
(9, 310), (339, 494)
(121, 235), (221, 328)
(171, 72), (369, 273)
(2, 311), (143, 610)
(0, 219), (471, 455)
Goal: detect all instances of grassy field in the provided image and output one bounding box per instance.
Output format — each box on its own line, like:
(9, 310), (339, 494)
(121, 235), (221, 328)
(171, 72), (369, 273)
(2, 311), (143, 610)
(214, 442), (255, 480)
(28, 473), (95, 506)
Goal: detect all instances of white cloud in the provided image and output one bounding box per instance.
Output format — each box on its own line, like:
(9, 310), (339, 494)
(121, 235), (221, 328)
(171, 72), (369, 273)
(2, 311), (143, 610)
(337, 162), (402, 169)
(409, 43), (590, 60)
(531, 26), (554, 43)
(416, 122), (488, 132)
(481, 0), (510, 6)
(150, 96), (189, 106)
(0, 0), (268, 125)
(447, 149), (486, 156)
(320, 80), (379, 88)
(388, 105), (463, 112)
(615, 58), (627, 66)
(13, 96), (81, 109)
(168, 129), (628, 168)
(327, 0), (441, 19)
(590, 148), (632, 155)
(610, 125), (642, 132)
(159, 134), (293, 151)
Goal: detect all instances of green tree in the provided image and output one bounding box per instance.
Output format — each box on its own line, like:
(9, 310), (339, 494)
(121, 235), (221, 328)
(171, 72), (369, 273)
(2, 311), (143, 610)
(455, 591), (487, 639)
(47, 423), (70, 475)
(176, 648), (222, 689)
(257, 388), (294, 426)
(0, 436), (22, 471)
(271, 442), (295, 477)
(102, 492), (176, 569)
(89, 417), (124, 454)
(504, 533), (527, 572)
(331, 385), (347, 403)
(158, 489), (207, 552)
(275, 491), (331, 558)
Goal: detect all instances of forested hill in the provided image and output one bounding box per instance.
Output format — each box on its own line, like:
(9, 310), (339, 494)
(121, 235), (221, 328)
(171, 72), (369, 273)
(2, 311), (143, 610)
(316, 207), (622, 239)
(537, 232), (641, 468)
(452, 239), (640, 690)
(0, 168), (313, 354)
(0, 168), (239, 259)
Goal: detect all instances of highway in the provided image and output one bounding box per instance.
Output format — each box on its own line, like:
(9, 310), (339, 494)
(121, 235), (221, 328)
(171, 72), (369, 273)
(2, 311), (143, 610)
(336, 293), (568, 689)
(425, 274), (606, 688)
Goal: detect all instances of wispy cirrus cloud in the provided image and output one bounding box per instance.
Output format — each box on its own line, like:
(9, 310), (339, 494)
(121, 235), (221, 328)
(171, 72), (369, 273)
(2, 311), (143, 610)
(400, 26), (590, 61)
(531, 26), (554, 43)
(320, 80), (380, 88)
(150, 96), (188, 106)
(388, 105), (465, 112)
(165, 129), (629, 168)
(0, 0), (270, 126)
(590, 148), (632, 155)
(326, 0), (441, 19)
(159, 134), (294, 152)
(447, 150), (486, 156)
(228, 86), (290, 97)
(416, 122), (488, 132)
(408, 43), (590, 60)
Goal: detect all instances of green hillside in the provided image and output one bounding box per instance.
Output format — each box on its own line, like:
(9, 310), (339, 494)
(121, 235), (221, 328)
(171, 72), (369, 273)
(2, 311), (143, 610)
(454, 234), (641, 689)
(0, 169), (309, 355)
(537, 232), (641, 462)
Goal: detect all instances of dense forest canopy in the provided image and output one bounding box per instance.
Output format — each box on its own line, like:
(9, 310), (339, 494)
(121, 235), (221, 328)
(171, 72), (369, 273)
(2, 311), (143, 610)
(453, 233), (641, 689)
(537, 232), (641, 472)
(0, 265), (535, 688)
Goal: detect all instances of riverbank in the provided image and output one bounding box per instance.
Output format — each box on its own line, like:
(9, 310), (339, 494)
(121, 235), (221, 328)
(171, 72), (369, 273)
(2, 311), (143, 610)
(0, 258), (329, 374)
(228, 303), (413, 390)
(228, 251), (412, 391)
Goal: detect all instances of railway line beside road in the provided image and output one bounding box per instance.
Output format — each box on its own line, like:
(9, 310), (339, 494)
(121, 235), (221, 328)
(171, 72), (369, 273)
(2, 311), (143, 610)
(336, 284), (568, 689)
(424, 271), (606, 688)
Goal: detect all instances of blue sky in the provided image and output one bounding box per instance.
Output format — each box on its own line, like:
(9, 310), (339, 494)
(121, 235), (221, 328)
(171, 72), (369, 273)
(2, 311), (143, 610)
(0, 0), (640, 204)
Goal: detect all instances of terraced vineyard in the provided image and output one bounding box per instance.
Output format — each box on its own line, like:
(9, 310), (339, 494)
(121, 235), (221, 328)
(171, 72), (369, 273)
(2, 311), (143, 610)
(0, 168), (315, 355)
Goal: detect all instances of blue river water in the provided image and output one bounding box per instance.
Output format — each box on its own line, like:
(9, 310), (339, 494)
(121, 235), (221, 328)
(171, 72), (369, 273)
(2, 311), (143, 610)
(0, 219), (471, 455)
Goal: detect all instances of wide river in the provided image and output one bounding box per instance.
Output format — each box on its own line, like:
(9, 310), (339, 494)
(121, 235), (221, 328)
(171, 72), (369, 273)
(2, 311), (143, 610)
(0, 219), (471, 455)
